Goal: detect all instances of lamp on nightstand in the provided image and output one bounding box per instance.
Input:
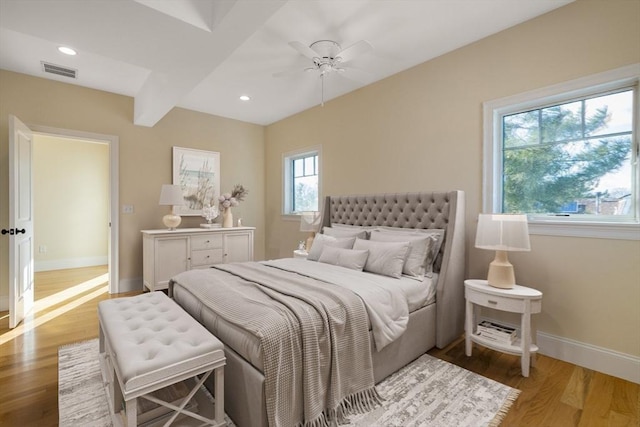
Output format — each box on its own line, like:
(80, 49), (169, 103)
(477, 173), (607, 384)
(300, 211), (320, 251)
(475, 213), (530, 289)
(159, 184), (185, 230)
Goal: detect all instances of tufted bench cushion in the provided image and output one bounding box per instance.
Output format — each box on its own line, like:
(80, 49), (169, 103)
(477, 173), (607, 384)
(98, 291), (226, 426)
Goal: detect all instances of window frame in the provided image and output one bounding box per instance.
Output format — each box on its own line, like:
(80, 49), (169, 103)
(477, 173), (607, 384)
(482, 64), (640, 240)
(282, 146), (322, 219)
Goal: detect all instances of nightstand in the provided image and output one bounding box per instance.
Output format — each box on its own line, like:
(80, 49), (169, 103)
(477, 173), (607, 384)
(464, 279), (542, 377)
(293, 249), (308, 259)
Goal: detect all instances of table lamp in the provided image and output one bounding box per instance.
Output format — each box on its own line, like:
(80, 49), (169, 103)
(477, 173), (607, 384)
(159, 184), (185, 230)
(475, 213), (530, 289)
(300, 211), (320, 251)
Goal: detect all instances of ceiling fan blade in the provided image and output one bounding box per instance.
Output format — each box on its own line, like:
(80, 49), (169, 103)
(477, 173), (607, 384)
(338, 66), (374, 84)
(288, 41), (318, 60)
(335, 40), (372, 63)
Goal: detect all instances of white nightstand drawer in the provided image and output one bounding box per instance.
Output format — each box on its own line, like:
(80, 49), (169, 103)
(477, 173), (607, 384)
(191, 248), (223, 266)
(191, 234), (223, 250)
(466, 289), (524, 313)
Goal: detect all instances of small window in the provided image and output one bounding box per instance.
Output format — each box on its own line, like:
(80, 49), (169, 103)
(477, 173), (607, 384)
(283, 148), (320, 215)
(483, 65), (640, 240)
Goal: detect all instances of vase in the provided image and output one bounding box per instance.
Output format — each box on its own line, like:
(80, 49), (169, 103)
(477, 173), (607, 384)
(222, 208), (233, 228)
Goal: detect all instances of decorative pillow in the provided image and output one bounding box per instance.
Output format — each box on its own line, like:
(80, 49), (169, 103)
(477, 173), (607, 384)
(307, 234), (356, 261)
(323, 226), (368, 240)
(318, 246), (369, 271)
(376, 228), (445, 273)
(352, 238), (410, 279)
(369, 230), (432, 277)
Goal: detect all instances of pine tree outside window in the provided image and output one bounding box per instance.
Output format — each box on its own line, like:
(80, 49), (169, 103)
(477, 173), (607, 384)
(483, 65), (639, 240)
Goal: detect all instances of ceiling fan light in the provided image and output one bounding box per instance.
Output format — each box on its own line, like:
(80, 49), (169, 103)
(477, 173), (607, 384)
(239, 95), (250, 101)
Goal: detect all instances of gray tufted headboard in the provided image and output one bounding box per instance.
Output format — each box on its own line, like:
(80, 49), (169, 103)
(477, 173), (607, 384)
(320, 191), (466, 348)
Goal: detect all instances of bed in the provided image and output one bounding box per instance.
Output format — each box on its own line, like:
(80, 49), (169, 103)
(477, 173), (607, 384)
(169, 191), (466, 427)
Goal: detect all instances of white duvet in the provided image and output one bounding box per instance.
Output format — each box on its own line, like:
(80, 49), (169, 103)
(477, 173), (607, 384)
(262, 258), (433, 351)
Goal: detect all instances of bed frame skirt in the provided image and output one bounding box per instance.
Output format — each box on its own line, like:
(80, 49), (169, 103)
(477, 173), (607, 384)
(216, 303), (437, 427)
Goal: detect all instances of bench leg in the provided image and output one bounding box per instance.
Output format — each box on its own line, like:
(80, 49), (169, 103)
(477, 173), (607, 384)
(125, 398), (137, 427)
(215, 367), (224, 425)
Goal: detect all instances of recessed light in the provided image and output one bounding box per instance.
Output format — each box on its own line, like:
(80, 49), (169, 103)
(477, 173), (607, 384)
(239, 95), (250, 101)
(58, 46), (77, 56)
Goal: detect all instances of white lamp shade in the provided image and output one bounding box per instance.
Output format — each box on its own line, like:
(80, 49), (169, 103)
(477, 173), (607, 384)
(475, 214), (530, 252)
(299, 212), (321, 232)
(159, 184), (185, 206)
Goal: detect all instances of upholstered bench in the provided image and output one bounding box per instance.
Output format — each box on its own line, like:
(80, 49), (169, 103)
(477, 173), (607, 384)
(98, 291), (226, 426)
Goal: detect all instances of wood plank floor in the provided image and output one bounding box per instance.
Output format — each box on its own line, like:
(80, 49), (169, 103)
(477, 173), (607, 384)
(0, 266), (638, 426)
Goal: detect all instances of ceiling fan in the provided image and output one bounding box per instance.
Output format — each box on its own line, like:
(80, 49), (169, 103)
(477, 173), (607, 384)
(274, 39), (373, 105)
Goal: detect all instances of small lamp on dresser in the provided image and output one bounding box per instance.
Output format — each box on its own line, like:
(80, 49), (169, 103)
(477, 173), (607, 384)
(475, 213), (530, 289)
(300, 211), (320, 251)
(159, 184), (185, 230)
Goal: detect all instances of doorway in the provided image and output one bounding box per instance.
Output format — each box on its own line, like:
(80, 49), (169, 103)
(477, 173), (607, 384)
(33, 134), (109, 274)
(30, 124), (119, 295)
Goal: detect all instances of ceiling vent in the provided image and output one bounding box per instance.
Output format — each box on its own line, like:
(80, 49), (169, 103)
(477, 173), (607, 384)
(41, 61), (77, 79)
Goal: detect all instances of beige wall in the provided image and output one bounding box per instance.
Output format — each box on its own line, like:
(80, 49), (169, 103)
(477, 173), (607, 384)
(33, 135), (109, 270)
(1, 70), (266, 298)
(265, 0), (640, 356)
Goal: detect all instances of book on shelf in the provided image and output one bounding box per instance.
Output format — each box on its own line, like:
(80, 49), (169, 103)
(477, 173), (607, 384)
(476, 320), (516, 343)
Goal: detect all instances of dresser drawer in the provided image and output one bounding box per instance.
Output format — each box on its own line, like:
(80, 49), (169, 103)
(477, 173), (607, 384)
(466, 288), (525, 313)
(191, 248), (223, 266)
(191, 234), (223, 250)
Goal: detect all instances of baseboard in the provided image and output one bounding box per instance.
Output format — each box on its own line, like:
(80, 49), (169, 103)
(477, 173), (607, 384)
(0, 295), (8, 311)
(537, 331), (640, 384)
(117, 277), (142, 294)
(35, 256), (108, 272)
(480, 316), (640, 384)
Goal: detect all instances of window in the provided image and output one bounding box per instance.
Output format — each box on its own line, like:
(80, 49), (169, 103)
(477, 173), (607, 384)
(483, 65), (640, 240)
(283, 147), (320, 215)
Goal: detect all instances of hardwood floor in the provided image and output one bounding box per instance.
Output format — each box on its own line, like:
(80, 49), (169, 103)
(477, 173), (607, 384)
(0, 266), (637, 426)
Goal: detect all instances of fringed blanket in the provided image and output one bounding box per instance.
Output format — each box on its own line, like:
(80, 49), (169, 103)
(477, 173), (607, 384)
(170, 262), (381, 426)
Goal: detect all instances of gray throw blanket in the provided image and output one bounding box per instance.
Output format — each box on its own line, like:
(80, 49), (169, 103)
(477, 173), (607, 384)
(170, 262), (380, 427)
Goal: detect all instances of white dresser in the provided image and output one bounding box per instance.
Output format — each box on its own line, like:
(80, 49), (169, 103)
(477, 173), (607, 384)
(141, 227), (255, 292)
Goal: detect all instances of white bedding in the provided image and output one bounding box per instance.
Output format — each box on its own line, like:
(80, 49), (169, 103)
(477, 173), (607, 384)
(262, 258), (435, 350)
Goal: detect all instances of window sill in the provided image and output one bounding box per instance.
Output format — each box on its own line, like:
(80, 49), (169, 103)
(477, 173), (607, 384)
(282, 214), (302, 222)
(528, 220), (640, 240)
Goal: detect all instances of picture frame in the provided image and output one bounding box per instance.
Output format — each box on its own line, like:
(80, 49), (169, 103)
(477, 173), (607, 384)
(172, 147), (220, 216)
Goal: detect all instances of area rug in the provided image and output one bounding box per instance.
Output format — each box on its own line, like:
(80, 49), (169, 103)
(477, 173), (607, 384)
(59, 339), (519, 426)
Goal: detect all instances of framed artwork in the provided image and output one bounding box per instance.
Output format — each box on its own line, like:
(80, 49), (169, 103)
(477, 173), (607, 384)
(172, 147), (220, 216)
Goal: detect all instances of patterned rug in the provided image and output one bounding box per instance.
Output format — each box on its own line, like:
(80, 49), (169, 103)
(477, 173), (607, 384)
(59, 339), (519, 426)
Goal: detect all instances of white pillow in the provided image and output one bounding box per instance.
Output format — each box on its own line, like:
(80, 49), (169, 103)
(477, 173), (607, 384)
(369, 230), (432, 277)
(307, 234), (356, 261)
(323, 226), (368, 239)
(376, 228), (444, 273)
(352, 238), (410, 279)
(318, 246), (369, 271)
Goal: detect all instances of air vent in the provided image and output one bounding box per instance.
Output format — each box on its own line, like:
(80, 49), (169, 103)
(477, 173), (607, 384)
(41, 61), (77, 79)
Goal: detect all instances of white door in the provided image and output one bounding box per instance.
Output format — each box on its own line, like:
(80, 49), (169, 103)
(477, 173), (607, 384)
(8, 115), (35, 328)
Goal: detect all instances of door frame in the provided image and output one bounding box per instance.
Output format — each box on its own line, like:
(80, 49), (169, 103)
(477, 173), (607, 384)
(30, 124), (119, 294)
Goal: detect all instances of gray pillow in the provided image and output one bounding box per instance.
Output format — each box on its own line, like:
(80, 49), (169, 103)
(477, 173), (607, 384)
(307, 234), (356, 261)
(352, 238), (410, 279)
(318, 246), (369, 271)
(369, 230), (432, 277)
(376, 227), (444, 273)
(323, 226), (368, 240)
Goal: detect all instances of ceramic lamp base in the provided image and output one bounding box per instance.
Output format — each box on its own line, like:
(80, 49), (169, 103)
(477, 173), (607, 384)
(487, 250), (516, 288)
(163, 213), (181, 230)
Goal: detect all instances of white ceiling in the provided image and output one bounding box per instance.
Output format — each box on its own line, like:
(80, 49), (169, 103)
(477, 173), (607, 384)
(0, 0), (573, 127)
